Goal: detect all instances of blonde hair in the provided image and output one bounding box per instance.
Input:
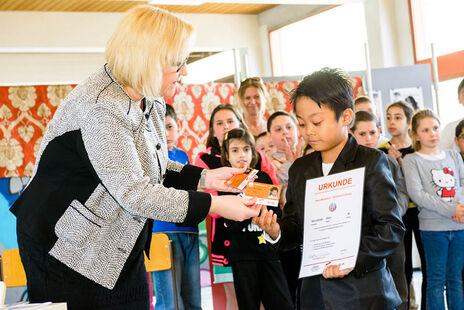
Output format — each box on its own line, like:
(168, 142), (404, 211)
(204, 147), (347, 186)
(411, 109), (440, 151)
(105, 5), (194, 100)
(236, 77), (269, 117)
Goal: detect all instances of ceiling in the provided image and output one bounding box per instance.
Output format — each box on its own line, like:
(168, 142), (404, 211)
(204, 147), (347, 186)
(0, 0), (279, 14)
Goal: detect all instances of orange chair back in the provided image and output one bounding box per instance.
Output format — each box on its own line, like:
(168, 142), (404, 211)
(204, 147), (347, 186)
(144, 233), (172, 272)
(1, 249), (27, 287)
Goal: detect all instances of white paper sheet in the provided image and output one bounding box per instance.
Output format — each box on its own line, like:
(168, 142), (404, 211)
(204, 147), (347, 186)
(299, 167), (365, 278)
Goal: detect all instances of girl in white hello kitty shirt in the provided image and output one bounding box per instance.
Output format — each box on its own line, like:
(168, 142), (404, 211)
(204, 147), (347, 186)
(402, 109), (464, 310)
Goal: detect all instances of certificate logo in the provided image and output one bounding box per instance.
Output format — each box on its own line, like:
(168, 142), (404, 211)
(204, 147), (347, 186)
(328, 202), (337, 212)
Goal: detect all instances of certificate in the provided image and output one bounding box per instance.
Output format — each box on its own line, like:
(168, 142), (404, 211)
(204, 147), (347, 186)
(299, 167), (365, 278)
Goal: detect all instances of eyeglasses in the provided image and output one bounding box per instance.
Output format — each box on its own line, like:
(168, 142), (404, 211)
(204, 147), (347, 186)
(176, 57), (188, 73)
(458, 134), (464, 140)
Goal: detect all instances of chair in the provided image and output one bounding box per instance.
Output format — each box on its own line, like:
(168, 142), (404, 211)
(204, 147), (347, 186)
(0, 249), (27, 288)
(144, 233), (178, 310)
(0, 248), (28, 304)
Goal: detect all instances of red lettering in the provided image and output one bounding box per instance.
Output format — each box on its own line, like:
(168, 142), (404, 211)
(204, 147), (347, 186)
(319, 177), (353, 192)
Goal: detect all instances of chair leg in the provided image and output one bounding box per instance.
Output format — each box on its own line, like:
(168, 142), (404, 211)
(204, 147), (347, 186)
(169, 241), (179, 310)
(0, 281), (6, 306)
(20, 288), (28, 301)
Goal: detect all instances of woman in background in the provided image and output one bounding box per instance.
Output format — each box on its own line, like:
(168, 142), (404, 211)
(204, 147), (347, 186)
(236, 77), (269, 137)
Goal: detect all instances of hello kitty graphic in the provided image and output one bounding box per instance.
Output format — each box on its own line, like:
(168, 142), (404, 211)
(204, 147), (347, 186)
(431, 167), (456, 202)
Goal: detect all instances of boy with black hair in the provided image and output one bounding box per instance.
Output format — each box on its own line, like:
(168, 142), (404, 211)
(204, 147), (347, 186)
(440, 77), (464, 151)
(253, 68), (405, 309)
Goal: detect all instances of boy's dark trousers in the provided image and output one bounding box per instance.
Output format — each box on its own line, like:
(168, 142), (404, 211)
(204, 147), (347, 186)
(386, 241), (408, 309)
(231, 260), (294, 310)
(299, 261), (400, 310)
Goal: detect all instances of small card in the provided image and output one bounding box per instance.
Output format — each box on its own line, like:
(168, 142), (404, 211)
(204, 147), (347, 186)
(244, 182), (281, 206)
(225, 167), (259, 190)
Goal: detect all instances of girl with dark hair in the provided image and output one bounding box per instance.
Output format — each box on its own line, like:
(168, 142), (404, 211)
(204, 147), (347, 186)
(378, 101), (426, 309)
(220, 128), (293, 310)
(194, 103), (277, 309)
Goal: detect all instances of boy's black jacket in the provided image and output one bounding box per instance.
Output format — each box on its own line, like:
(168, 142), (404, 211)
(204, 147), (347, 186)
(279, 135), (405, 309)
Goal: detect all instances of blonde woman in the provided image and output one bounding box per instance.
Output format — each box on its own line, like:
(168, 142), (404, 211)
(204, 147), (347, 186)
(11, 6), (259, 310)
(236, 77), (269, 136)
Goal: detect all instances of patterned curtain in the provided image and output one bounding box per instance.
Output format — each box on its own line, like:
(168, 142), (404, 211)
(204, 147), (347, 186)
(0, 81), (304, 178)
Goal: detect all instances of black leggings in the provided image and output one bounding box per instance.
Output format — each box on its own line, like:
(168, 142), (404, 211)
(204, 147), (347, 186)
(403, 207), (427, 310)
(231, 260), (294, 310)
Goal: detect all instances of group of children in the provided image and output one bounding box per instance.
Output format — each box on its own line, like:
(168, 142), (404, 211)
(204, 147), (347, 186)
(151, 70), (464, 310)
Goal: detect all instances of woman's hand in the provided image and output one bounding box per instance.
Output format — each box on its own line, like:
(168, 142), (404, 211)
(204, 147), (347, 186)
(209, 195), (260, 221)
(322, 265), (353, 279)
(202, 167), (254, 193)
(252, 205), (280, 240)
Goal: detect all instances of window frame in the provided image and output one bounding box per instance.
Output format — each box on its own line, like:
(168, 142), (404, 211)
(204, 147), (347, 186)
(408, 0), (464, 81)
(268, 5), (339, 77)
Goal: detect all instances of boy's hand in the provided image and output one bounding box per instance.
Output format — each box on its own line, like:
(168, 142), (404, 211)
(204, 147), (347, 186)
(322, 265), (353, 279)
(252, 205), (280, 240)
(452, 215), (464, 223)
(295, 136), (305, 158)
(283, 137), (300, 162)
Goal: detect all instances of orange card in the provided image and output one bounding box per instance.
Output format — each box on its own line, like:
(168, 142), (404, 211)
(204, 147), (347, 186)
(225, 167), (259, 190)
(244, 182), (281, 206)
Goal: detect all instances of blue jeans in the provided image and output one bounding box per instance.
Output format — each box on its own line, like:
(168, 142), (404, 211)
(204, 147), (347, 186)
(153, 233), (201, 310)
(421, 230), (464, 310)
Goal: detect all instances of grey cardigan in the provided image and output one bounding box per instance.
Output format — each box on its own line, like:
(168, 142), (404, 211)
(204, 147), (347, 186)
(11, 65), (211, 289)
(402, 150), (464, 231)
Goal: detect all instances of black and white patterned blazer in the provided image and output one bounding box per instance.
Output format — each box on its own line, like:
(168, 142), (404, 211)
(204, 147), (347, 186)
(11, 64), (211, 289)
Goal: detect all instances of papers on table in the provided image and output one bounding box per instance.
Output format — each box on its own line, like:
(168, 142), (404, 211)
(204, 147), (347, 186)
(299, 167), (365, 278)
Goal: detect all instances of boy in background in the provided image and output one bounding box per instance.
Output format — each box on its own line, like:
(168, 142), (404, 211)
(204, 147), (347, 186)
(255, 131), (277, 159)
(151, 104), (201, 310)
(254, 68), (405, 309)
(354, 96), (389, 146)
(454, 119), (464, 161)
(351, 110), (409, 309)
(354, 96), (376, 114)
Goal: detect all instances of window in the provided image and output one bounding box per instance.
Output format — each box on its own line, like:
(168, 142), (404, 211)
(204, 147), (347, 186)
(269, 3), (368, 77)
(410, 0), (464, 82)
(410, 0), (464, 124)
(410, 0), (464, 61)
(437, 77), (463, 126)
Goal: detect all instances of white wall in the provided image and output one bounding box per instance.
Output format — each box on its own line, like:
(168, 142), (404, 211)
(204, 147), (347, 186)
(0, 2), (416, 85)
(364, 0), (415, 68)
(0, 11), (263, 85)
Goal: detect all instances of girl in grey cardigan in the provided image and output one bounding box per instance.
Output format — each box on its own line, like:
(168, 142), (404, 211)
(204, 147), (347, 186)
(402, 109), (464, 310)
